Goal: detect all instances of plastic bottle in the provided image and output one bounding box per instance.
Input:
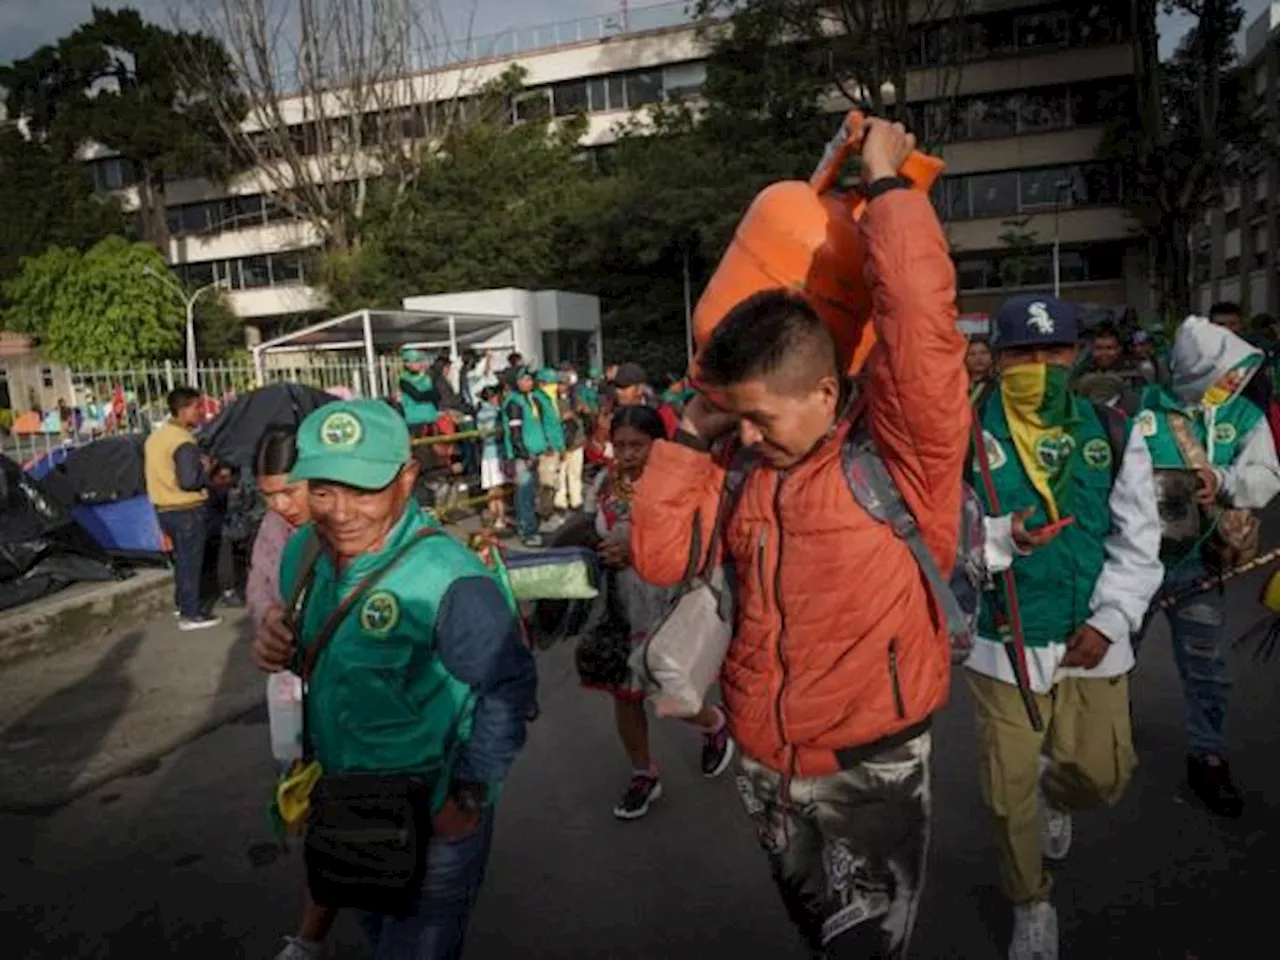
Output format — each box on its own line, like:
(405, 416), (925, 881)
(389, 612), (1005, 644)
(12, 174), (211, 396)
(266, 671), (304, 769)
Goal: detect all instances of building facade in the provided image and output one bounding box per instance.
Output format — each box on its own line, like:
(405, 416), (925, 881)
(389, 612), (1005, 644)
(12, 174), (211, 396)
(1192, 2), (1279, 322)
(86, 0), (1145, 337)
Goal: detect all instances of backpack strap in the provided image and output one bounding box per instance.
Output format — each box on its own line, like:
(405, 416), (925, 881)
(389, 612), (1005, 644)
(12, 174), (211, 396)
(283, 528), (324, 629)
(842, 427), (971, 648)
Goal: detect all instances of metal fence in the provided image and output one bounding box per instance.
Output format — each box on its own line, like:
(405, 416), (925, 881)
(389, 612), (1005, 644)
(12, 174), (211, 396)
(1, 355), (406, 467)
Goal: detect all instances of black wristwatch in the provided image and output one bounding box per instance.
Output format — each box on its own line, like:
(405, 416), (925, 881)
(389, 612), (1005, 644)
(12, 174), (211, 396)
(450, 780), (486, 815)
(864, 175), (911, 201)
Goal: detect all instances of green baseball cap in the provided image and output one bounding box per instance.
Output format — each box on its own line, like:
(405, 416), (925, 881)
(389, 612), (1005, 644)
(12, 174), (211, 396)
(402, 347), (428, 363)
(536, 367), (558, 384)
(289, 399), (410, 490)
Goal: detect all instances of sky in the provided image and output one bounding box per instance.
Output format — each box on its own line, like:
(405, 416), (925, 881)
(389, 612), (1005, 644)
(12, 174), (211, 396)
(0, 0), (1272, 67)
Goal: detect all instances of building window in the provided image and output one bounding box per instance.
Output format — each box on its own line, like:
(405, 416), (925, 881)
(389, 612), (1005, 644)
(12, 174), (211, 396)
(1018, 89), (1068, 131)
(552, 79), (589, 116)
(1225, 208), (1241, 232)
(42, 367), (55, 390)
(1018, 167), (1073, 209)
(969, 172), (1020, 218)
(624, 70), (664, 108)
(269, 252), (307, 286)
(239, 256), (272, 289)
(88, 156), (138, 191)
(966, 95), (1018, 138)
(955, 243), (1125, 292)
(1225, 256), (1241, 275)
(663, 61), (707, 99)
(513, 90), (552, 123)
(941, 162), (1121, 221)
(1014, 12), (1070, 49)
(183, 260), (217, 288)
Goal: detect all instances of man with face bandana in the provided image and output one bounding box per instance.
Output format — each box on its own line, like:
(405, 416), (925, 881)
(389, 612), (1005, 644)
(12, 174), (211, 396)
(1138, 316), (1280, 818)
(967, 294), (1163, 960)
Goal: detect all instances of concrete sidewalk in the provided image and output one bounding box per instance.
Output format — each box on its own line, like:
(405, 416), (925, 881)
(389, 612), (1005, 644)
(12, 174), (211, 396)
(0, 606), (260, 812)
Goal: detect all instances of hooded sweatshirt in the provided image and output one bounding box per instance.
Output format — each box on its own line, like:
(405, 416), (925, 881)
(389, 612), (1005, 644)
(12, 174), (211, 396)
(1139, 316), (1280, 510)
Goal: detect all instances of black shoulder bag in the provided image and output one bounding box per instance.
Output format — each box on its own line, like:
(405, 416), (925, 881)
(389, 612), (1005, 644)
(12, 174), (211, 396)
(292, 527), (470, 917)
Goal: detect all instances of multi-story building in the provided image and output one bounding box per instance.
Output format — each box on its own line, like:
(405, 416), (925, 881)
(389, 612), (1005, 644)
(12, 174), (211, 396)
(85, 0), (1145, 340)
(1192, 2), (1279, 321)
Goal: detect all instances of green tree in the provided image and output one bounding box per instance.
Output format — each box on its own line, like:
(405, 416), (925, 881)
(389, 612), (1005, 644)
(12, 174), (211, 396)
(0, 8), (244, 249)
(3, 237), (185, 367)
(324, 104), (592, 309)
(0, 124), (127, 286)
(1102, 0), (1248, 317)
(997, 220), (1043, 288)
(194, 288), (246, 361)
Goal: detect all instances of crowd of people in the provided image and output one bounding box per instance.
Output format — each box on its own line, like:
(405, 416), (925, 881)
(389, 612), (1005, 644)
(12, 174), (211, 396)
(170, 118), (1280, 960)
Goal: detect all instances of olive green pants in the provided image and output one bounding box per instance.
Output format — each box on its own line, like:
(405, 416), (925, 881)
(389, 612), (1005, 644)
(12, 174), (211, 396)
(966, 670), (1137, 904)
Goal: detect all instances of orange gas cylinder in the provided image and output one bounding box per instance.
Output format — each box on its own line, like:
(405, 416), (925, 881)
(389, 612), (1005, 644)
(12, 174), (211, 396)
(693, 111), (945, 375)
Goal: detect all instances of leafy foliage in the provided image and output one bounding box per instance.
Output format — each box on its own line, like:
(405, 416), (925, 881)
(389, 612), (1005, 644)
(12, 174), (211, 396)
(0, 124), (127, 288)
(1100, 0), (1248, 317)
(321, 107), (593, 309)
(0, 8), (243, 248)
(2, 237), (186, 367)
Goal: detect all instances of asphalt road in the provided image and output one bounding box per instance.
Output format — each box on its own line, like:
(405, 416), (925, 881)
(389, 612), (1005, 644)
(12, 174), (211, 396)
(1, 570), (1278, 959)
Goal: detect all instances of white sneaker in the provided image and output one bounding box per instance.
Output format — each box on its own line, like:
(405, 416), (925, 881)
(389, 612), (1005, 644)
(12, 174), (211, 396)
(1038, 756), (1073, 861)
(1009, 901), (1058, 960)
(275, 937), (323, 960)
(178, 615), (222, 632)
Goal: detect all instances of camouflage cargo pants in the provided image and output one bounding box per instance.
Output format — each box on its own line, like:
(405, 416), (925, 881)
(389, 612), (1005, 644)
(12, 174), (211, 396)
(736, 733), (932, 959)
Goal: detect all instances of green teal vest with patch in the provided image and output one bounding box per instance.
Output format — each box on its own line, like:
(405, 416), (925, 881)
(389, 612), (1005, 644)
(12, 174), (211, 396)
(974, 397), (1118, 646)
(1136, 385), (1263, 470)
(399, 373), (439, 427)
(279, 504), (497, 806)
(503, 391), (558, 457)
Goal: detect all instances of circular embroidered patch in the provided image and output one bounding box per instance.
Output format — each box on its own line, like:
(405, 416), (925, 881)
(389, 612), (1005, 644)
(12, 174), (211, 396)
(980, 431), (1008, 470)
(1082, 437), (1112, 470)
(1213, 422), (1238, 445)
(359, 590), (400, 636)
(320, 411), (362, 448)
(1034, 434), (1074, 472)
(1136, 410), (1158, 437)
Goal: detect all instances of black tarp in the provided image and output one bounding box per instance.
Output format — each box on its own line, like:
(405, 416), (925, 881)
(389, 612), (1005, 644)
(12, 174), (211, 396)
(0, 455), (123, 612)
(40, 435), (147, 507)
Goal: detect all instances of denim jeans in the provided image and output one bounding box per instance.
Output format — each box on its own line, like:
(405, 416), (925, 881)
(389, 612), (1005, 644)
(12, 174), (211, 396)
(359, 810), (495, 960)
(158, 506), (207, 619)
(513, 460), (539, 538)
(1165, 560), (1230, 758)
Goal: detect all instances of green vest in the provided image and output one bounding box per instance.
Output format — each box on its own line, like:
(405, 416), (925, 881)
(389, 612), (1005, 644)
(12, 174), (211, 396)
(974, 396), (1119, 647)
(503, 390), (562, 458)
(279, 504), (497, 809)
(399, 373), (439, 427)
(1136, 385), (1263, 470)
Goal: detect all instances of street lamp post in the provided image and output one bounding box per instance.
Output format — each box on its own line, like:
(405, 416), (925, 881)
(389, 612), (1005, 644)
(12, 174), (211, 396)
(143, 267), (228, 390)
(1052, 178), (1074, 299)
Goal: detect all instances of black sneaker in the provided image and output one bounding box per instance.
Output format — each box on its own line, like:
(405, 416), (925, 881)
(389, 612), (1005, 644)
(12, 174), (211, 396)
(701, 717), (736, 778)
(220, 589), (244, 609)
(613, 773), (663, 820)
(1188, 754), (1243, 818)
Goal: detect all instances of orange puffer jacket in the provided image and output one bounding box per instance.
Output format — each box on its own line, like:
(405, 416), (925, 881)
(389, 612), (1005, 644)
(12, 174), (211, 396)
(632, 190), (968, 777)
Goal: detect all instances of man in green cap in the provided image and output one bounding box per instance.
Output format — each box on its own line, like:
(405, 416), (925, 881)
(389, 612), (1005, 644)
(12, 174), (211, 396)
(399, 348), (441, 436)
(251, 399), (537, 960)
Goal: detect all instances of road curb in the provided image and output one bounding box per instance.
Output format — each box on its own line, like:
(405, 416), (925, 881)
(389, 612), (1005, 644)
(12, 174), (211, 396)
(0, 688), (263, 815)
(0, 570), (173, 669)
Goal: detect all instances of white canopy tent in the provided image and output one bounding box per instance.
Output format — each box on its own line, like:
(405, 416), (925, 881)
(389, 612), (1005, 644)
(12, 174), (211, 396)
(251, 308), (520, 397)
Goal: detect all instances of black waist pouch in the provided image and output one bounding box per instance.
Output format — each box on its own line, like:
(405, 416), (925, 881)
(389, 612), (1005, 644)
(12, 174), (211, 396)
(305, 773), (434, 916)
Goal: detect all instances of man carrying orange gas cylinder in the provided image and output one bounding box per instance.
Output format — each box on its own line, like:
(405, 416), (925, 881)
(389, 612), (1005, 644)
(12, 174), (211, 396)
(631, 119), (969, 958)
